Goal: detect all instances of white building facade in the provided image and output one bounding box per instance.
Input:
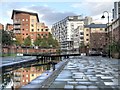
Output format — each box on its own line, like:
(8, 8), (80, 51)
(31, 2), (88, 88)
(112, 1), (120, 21)
(84, 16), (93, 25)
(52, 16), (84, 54)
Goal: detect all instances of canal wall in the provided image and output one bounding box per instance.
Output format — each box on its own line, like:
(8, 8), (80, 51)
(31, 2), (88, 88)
(2, 47), (57, 54)
(20, 59), (68, 89)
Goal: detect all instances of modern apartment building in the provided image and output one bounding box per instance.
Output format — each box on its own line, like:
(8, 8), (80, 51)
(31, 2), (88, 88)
(84, 16), (93, 25)
(84, 23), (107, 52)
(52, 16), (84, 54)
(0, 23), (4, 30)
(112, 1), (120, 20)
(11, 10), (49, 45)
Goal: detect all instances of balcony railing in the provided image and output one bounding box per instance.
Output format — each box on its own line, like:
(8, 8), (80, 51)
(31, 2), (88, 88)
(13, 30), (21, 33)
(13, 20), (21, 24)
(14, 25), (21, 29)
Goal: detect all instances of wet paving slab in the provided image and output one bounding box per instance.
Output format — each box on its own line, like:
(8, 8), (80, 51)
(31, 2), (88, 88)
(49, 56), (120, 89)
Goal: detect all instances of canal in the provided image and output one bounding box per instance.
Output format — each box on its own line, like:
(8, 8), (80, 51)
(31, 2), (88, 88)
(0, 56), (61, 90)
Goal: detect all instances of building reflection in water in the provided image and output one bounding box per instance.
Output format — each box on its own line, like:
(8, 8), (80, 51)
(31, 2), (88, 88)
(1, 58), (60, 89)
(13, 65), (48, 89)
(1, 65), (48, 89)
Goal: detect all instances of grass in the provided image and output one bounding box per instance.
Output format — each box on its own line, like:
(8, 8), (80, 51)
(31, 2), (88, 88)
(0, 53), (17, 57)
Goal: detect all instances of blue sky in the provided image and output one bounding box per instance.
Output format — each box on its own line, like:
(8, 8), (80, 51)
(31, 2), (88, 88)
(0, 0), (118, 27)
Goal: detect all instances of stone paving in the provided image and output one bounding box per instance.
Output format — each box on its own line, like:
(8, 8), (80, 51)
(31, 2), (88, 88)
(49, 56), (120, 90)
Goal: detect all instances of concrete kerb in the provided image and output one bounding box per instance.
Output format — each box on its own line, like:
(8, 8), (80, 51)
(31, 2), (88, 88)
(40, 59), (69, 88)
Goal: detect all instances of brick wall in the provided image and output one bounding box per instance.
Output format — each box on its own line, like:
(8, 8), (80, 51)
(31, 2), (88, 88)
(2, 47), (57, 54)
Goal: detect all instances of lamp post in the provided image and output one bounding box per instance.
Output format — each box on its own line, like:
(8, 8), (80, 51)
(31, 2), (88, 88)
(12, 38), (16, 56)
(101, 11), (111, 58)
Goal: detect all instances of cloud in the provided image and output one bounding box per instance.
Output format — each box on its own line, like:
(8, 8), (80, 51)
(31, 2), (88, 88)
(42, 12), (76, 24)
(92, 13), (113, 24)
(71, 0), (115, 16)
(28, 6), (77, 27)
(71, 1), (115, 24)
(1, 1), (118, 27)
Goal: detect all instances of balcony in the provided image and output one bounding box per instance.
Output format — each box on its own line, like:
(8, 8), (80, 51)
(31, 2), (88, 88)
(14, 25), (21, 30)
(13, 20), (21, 24)
(13, 30), (21, 33)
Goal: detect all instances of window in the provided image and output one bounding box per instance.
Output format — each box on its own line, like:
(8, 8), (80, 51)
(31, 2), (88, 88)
(32, 19), (34, 22)
(23, 75), (24, 77)
(80, 37), (84, 39)
(26, 29), (28, 31)
(80, 32), (84, 35)
(23, 80), (24, 82)
(71, 23), (74, 27)
(86, 39), (89, 41)
(86, 29), (89, 31)
(26, 19), (28, 21)
(26, 33), (28, 35)
(38, 29), (39, 31)
(26, 79), (28, 82)
(22, 19), (24, 21)
(32, 29), (34, 31)
(41, 29), (43, 31)
(69, 16), (73, 19)
(23, 34), (24, 35)
(26, 24), (28, 26)
(26, 75), (28, 77)
(23, 29), (24, 31)
(86, 34), (89, 36)
(45, 29), (48, 31)
(100, 28), (103, 31)
(32, 74), (34, 76)
(105, 29), (107, 31)
(31, 24), (34, 27)
(38, 34), (40, 36)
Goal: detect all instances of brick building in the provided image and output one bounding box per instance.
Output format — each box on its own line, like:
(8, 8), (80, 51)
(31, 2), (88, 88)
(0, 23), (4, 30)
(11, 10), (49, 45)
(107, 17), (120, 43)
(84, 23), (107, 52)
(6, 23), (13, 31)
(13, 66), (45, 88)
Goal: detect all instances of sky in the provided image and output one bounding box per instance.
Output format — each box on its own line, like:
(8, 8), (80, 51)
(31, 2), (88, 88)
(0, 0), (119, 28)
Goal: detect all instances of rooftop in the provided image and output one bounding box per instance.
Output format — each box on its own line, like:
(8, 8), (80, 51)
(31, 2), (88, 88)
(52, 15), (83, 26)
(84, 23), (107, 28)
(11, 10), (39, 22)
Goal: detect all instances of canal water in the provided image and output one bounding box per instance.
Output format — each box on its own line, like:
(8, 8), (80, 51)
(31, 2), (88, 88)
(0, 56), (61, 90)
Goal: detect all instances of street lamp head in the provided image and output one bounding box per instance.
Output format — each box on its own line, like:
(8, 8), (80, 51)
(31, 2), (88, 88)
(101, 15), (105, 19)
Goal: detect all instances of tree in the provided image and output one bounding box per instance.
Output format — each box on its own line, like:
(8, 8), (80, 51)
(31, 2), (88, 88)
(110, 41), (120, 53)
(1, 30), (13, 46)
(34, 33), (59, 48)
(15, 35), (23, 46)
(41, 36), (49, 47)
(1, 30), (13, 56)
(34, 36), (42, 46)
(23, 35), (31, 46)
(79, 41), (85, 48)
(47, 33), (59, 48)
